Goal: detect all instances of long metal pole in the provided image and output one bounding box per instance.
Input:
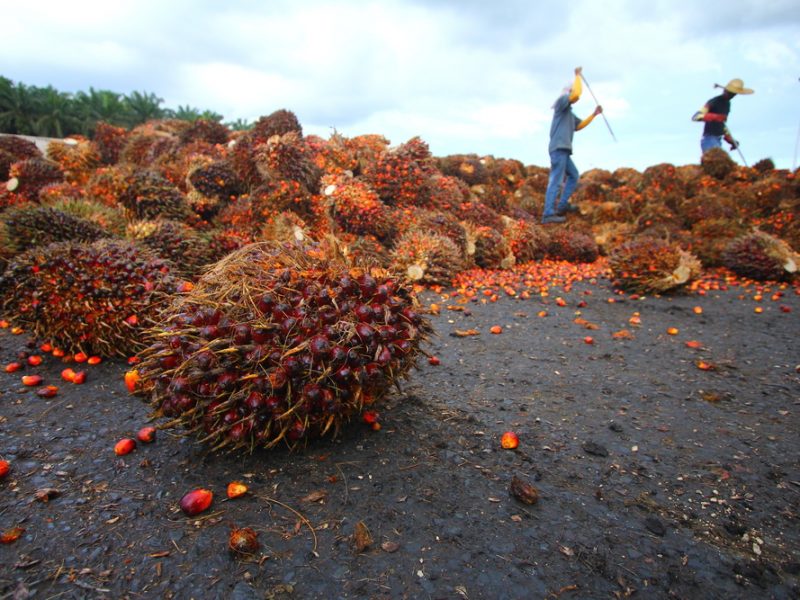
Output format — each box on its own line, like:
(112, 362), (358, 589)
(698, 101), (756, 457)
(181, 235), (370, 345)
(725, 126), (749, 167)
(580, 74), (617, 142)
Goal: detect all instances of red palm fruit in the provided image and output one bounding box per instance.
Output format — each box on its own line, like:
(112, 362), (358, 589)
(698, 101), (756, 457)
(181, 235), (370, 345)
(61, 368), (76, 382)
(0, 460), (9, 479)
(179, 489), (213, 516)
(232, 324), (251, 345)
(501, 431), (519, 449)
(87, 356), (101, 365)
(37, 385), (58, 398)
(124, 369), (140, 393)
(362, 410), (379, 425)
(114, 438), (136, 456)
(136, 426), (156, 443)
(72, 371), (86, 384)
(228, 527), (259, 556)
(227, 482), (248, 499)
(21, 375), (43, 386)
(308, 334), (331, 357)
(73, 352), (88, 363)
(5, 362), (22, 373)
(26, 355), (42, 366)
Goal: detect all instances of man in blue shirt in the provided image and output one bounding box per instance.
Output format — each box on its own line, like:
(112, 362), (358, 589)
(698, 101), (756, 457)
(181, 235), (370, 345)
(542, 66), (603, 224)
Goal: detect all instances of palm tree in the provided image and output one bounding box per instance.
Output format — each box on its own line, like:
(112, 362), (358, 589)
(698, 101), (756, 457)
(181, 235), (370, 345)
(123, 90), (165, 126)
(225, 117), (253, 132)
(74, 87), (128, 133)
(0, 78), (38, 134)
(33, 86), (80, 138)
(171, 104), (202, 121)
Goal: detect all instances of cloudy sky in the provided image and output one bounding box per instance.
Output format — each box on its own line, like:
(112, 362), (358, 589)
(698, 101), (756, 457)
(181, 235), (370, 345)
(2, 0), (799, 171)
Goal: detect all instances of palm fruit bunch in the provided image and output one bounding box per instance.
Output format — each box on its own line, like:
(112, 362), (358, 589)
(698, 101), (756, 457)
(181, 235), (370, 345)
(468, 225), (513, 270)
(390, 230), (464, 285)
(426, 174), (471, 212)
(1, 206), (110, 254)
(249, 178), (314, 224)
(401, 209), (468, 254)
(0, 149), (16, 181)
(41, 194), (127, 237)
(251, 109), (303, 141)
(6, 158), (64, 200)
(0, 239), (176, 356)
(343, 134), (390, 174)
(338, 233), (390, 268)
(120, 132), (177, 167)
(545, 228), (599, 264)
(254, 131), (321, 194)
(722, 230), (799, 281)
(85, 166), (130, 207)
(92, 122), (129, 165)
(127, 220), (212, 278)
(438, 154), (488, 186)
(258, 210), (309, 244)
(452, 198), (504, 230)
(133, 241), (432, 452)
(744, 175), (795, 217)
(503, 218), (548, 263)
(362, 141), (431, 208)
(304, 132), (359, 175)
(179, 119), (230, 146)
(701, 147), (735, 180)
(592, 221), (635, 256)
(187, 160), (243, 202)
(0, 135), (42, 161)
(46, 138), (102, 185)
(688, 218), (749, 267)
(204, 228), (251, 264)
(608, 237), (702, 293)
(323, 175), (397, 244)
(675, 189), (740, 226)
(753, 158), (775, 174)
(119, 170), (190, 221)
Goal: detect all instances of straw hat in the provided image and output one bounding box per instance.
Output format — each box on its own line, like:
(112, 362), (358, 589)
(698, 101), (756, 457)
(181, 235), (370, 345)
(724, 78), (754, 94)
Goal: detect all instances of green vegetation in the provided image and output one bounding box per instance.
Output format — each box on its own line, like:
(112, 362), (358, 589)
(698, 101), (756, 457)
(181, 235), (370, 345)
(0, 76), (252, 137)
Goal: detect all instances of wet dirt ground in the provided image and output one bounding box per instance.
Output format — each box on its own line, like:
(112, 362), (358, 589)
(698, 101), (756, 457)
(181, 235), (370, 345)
(1, 271), (798, 599)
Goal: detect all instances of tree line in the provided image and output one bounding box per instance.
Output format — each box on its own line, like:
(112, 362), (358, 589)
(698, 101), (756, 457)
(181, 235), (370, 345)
(0, 75), (253, 138)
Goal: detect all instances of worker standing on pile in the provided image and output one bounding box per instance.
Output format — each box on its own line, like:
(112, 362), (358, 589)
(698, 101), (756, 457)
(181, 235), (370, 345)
(692, 78), (754, 155)
(542, 66), (603, 225)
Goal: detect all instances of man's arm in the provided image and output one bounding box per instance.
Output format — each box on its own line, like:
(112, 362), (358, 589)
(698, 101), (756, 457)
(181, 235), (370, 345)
(692, 103), (726, 123)
(568, 66), (583, 104)
(576, 105), (603, 131)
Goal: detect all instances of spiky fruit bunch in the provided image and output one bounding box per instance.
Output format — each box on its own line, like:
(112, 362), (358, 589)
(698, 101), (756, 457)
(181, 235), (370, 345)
(390, 230), (464, 285)
(37, 181), (84, 204)
(92, 122), (129, 165)
(452, 199), (504, 231)
(0, 149), (16, 181)
(204, 228), (251, 264)
(187, 161), (243, 201)
(402, 209), (468, 253)
(134, 241), (431, 452)
(438, 154), (488, 186)
(6, 158), (64, 200)
(701, 147), (735, 180)
(254, 131), (321, 193)
(722, 230), (799, 281)
(395, 137), (437, 175)
(0, 135), (42, 161)
(592, 221), (635, 256)
(753, 158), (775, 174)
(676, 189), (740, 225)
(426, 175), (471, 211)
(468, 226), (513, 270)
(0, 239), (176, 356)
(608, 237), (702, 293)
(362, 144), (431, 208)
(128, 220), (212, 278)
(179, 119), (230, 146)
(85, 166), (129, 207)
(1, 206), (110, 253)
(120, 133), (177, 167)
(251, 109), (303, 142)
(259, 210), (309, 244)
(689, 218), (750, 267)
(344, 134), (390, 174)
(545, 228), (599, 264)
(46, 139), (102, 185)
(744, 175), (794, 217)
(339, 234), (390, 268)
(119, 170), (190, 221)
(249, 178), (314, 223)
(504, 218), (549, 263)
(323, 176), (397, 243)
(305, 133), (359, 175)
(41, 195), (127, 236)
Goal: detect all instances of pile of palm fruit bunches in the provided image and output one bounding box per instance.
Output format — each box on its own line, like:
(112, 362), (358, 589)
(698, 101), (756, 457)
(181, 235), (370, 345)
(0, 110), (796, 451)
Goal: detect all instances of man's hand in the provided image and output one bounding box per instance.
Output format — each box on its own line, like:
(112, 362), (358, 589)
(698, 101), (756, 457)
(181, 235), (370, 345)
(594, 105), (603, 116)
(728, 139), (739, 150)
(574, 66), (583, 76)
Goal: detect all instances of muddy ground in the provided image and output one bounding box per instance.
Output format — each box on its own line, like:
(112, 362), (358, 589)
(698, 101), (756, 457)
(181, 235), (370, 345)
(0, 271), (798, 599)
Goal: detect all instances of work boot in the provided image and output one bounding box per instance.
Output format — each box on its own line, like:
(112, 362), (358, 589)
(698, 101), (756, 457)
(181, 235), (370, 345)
(541, 215), (566, 224)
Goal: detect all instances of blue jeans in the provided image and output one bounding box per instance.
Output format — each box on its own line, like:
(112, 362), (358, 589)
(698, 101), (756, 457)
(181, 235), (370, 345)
(701, 135), (722, 154)
(543, 149), (579, 218)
